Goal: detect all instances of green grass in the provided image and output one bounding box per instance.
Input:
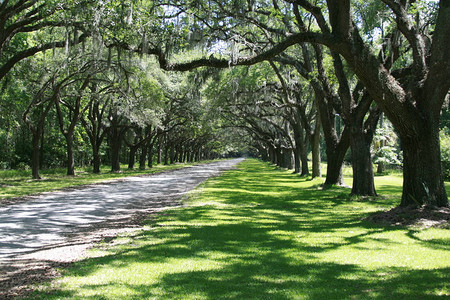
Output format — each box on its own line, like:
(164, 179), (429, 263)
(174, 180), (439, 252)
(27, 159), (449, 299)
(0, 161), (218, 200)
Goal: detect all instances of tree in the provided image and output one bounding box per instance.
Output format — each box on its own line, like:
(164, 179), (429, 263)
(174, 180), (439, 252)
(80, 82), (110, 173)
(141, 0), (449, 206)
(54, 61), (93, 176)
(0, 0), (91, 81)
(22, 73), (56, 179)
(373, 116), (402, 174)
(205, 65), (296, 169)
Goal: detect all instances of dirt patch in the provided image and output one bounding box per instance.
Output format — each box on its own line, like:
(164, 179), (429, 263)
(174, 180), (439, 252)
(365, 205), (450, 228)
(0, 259), (70, 299)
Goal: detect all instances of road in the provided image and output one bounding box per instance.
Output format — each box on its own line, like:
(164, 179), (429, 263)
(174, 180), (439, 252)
(0, 158), (244, 262)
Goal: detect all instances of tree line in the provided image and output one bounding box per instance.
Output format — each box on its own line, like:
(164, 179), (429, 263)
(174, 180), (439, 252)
(0, 0), (449, 208)
(0, 1), (239, 178)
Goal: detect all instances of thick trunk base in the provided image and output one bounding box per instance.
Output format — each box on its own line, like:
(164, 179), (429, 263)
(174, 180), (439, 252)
(323, 151), (346, 187)
(92, 151), (101, 174)
(401, 133), (448, 207)
(350, 132), (377, 196)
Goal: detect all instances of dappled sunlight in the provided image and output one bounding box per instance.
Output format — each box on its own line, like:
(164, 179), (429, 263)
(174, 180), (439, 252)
(0, 160), (242, 261)
(30, 159), (449, 299)
(0, 161), (224, 200)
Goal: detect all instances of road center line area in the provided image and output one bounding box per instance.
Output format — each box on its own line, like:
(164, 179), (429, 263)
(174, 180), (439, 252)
(0, 158), (244, 263)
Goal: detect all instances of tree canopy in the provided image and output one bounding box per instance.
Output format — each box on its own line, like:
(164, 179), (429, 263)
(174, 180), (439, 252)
(0, 0), (449, 207)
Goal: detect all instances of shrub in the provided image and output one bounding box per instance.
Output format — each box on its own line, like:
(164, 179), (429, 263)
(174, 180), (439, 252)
(440, 128), (450, 180)
(16, 162), (30, 171)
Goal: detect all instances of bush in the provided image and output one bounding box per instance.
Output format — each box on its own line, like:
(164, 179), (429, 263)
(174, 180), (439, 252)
(440, 128), (450, 180)
(373, 145), (402, 166)
(16, 162), (30, 171)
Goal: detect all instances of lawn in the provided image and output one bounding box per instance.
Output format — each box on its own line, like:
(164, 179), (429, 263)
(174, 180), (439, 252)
(0, 161), (218, 201)
(28, 159), (449, 299)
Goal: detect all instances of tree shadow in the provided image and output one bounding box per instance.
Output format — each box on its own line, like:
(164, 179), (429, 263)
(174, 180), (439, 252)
(36, 215), (448, 299)
(28, 159), (449, 299)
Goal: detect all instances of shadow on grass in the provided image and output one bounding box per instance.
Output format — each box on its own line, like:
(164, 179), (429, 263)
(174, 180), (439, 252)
(30, 159), (449, 299)
(53, 258), (448, 299)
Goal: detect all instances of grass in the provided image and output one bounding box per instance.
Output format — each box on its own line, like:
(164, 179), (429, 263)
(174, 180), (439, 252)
(0, 161), (218, 200)
(27, 159), (449, 299)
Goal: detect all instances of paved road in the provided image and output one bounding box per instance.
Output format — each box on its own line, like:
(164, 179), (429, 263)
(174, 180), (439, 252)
(0, 158), (244, 261)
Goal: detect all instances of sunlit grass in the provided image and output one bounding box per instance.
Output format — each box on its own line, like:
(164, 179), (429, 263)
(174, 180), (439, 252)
(28, 159), (449, 299)
(0, 160), (219, 200)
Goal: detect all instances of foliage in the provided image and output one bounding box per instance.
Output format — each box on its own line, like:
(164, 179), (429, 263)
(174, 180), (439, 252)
(373, 145), (402, 166)
(373, 122), (402, 168)
(440, 127), (450, 180)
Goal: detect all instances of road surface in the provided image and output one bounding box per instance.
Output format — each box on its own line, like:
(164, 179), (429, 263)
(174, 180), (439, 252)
(0, 158), (244, 262)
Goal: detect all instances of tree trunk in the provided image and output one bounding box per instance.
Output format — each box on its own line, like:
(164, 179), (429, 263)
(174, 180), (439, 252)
(40, 129), (45, 169)
(292, 125), (302, 174)
(377, 162), (384, 174)
(324, 151), (345, 187)
(293, 148), (300, 173)
(300, 147), (309, 176)
(311, 129), (321, 178)
(66, 133), (75, 176)
(139, 143), (148, 170)
(322, 127), (350, 187)
(283, 148), (293, 169)
(31, 132), (41, 180)
(314, 83), (350, 186)
(261, 146), (269, 161)
(163, 143), (169, 165)
(182, 150), (187, 163)
(269, 146), (276, 164)
(350, 127), (376, 196)
(157, 135), (162, 164)
(298, 124), (310, 176)
(350, 105), (380, 196)
(128, 145), (138, 169)
(178, 149), (182, 163)
(330, 4), (449, 206)
(111, 142), (121, 172)
(92, 143), (101, 173)
(110, 128), (122, 172)
(186, 151), (191, 163)
(276, 148), (283, 167)
(401, 129), (448, 207)
(198, 148), (202, 161)
(178, 147), (182, 162)
(148, 144), (154, 168)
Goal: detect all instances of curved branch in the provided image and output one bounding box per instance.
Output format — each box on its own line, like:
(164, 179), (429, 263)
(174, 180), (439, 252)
(381, 0), (427, 75)
(0, 32), (90, 81)
(146, 32), (337, 71)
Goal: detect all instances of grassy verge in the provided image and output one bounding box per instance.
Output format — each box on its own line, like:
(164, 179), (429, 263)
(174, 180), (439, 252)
(28, 159), (449, 299)
(0, 160), (219, 200)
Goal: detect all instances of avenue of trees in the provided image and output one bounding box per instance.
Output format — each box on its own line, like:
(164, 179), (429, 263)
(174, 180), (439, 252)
(0, 0), (449, 208)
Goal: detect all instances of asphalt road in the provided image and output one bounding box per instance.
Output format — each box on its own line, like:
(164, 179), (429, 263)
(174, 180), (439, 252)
(0, 158), (244, 261)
